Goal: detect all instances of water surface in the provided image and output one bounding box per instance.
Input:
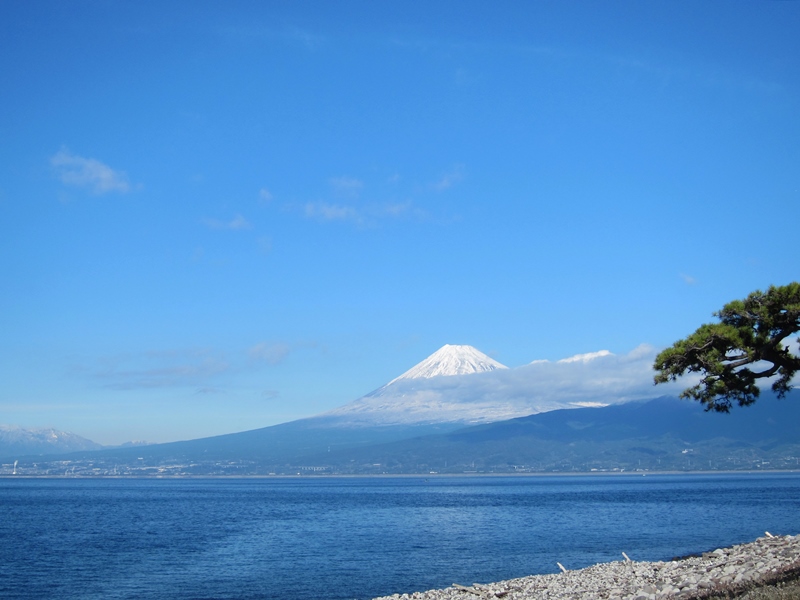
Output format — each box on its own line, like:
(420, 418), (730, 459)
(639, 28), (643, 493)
(1, 473), (798, 599)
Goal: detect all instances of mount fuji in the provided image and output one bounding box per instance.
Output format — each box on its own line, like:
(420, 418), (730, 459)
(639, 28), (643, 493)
(318, 344), (611, 427)
(386, 344), (508, 382)
(30, 343), (661, 471)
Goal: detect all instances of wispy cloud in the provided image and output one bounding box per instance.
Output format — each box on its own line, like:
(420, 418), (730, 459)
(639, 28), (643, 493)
(382, 201), (414, 218)
(258, 188), (273, 203)
(248, 340), (319, 366)
(454, 67), (479, 86)
(432, 164), (464, 191)
(304, 202), (361, 223)
(329, 176), (364, 197)
(285, 27), (325, 50)
(195, 387), (223, 395)
(282, 170), (440, 227)
(302, 200), (426, 226)
(257, 236), (272, 255)
(89, 349), (229, 390)
(680, 273), (697, 285)
(51, 148), (132, 194)
(557, 350), (613, 364)
(203, 214), (252, 230)
(220, 24), (325, 51)
(249, 342), (291, 365)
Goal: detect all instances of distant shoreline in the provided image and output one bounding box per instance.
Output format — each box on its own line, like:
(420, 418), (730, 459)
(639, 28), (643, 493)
(2, 469), (799, 480)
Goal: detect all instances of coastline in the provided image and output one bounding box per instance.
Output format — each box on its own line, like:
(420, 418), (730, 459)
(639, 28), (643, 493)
(2, 469), (799, 479)
(373, 534), (800, 600)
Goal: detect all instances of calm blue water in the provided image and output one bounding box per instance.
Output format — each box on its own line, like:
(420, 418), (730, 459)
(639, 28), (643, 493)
(1, 473), (799, 600)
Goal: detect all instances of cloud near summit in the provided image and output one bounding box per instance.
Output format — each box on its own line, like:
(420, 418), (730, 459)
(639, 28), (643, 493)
(377, 344), (687, 411)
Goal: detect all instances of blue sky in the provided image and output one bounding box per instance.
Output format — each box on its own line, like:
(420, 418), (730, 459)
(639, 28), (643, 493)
(1, 1), (798, 445)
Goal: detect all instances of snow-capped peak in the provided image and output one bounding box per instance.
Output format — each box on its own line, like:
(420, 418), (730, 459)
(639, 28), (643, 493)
(0, 425), (103, 456)
(387, 344), (508, 385)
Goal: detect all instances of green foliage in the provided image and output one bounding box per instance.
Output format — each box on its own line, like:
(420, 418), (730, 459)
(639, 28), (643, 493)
(654, 283), (800, 412)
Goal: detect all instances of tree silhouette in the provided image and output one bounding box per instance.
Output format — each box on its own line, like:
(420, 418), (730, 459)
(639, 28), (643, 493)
(654, 283), (800, 412)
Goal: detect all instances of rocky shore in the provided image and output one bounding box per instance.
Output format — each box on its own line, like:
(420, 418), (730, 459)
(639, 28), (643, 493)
(374, 533), (800, 600)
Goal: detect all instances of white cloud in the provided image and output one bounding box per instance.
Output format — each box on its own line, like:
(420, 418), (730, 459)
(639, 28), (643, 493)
(433, 164), (464, 191)
(195, 387), (222, 395)
(680, 273), (697, 285)
(302, 199), (425, 226)
(292, 173), (437, 226)
(383, 202), (411, 217)
(219, 24), (325, 50)
(249, 342), (291, 365)
(228, 214), (251, 229)
(249, 340), (320, 368)
(454, 67), (479, 86)
(203, 214), (252, 230)
(454, 344), (679, 408)
(51, 148), (131, 194)
(257, 236), (272, 255)
(258, 188), (273, 203)
(91, 350), (229, 390)
(329, 176), (364, 197)
(557, 349), (613, 364)
(304, 202), (361, 222)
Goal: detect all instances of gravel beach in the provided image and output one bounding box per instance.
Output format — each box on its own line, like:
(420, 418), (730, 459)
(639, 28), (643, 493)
(373, 533), (800, 600)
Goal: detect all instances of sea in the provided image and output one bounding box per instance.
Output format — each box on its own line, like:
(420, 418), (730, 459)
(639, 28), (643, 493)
(1, 473), (799, 600)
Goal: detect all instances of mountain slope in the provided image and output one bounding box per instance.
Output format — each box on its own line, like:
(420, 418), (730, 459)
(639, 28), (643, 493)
(304, 391), (800, 473)
(18, 417), (465, 466)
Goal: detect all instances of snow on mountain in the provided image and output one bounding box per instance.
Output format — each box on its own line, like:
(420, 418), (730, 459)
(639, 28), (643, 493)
(0, 425), (103, 457)
(387, 344), (508, 384)
(319, 344), (653, 428)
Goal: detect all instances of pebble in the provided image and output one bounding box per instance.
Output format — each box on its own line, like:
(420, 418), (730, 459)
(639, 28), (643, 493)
(372, 533), (800, 600)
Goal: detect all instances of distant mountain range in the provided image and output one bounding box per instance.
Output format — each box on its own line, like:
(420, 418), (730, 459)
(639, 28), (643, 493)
(3, 344), (799, 475)
(0, 425), (102, 456)
(0, 425), (152, 459)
